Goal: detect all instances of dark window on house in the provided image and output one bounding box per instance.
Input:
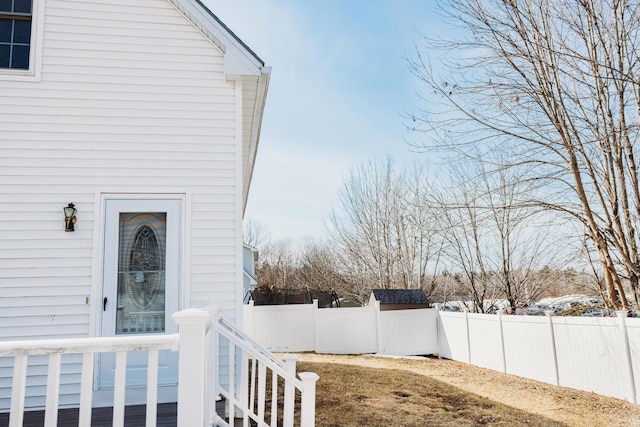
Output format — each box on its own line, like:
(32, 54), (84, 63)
(0, 0), (32, 69)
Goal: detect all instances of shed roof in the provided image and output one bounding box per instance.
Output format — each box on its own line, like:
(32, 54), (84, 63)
(371, 289), (429, 305)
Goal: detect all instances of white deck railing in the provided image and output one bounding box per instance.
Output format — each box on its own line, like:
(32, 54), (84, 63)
(0, 308), (318, 427)
(0, 334), (179, 427)
(208, 307), (319, 427)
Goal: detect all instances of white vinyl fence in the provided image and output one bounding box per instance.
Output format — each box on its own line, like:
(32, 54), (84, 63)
(243, 301), (438, 356)
(437, 311), (639, 404)
(244, 302), (640, 404)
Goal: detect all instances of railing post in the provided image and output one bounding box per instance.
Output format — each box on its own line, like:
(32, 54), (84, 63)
(172, 308), (212, 427)
(283, 354), (297, 427)
(299, 372), (320, 427)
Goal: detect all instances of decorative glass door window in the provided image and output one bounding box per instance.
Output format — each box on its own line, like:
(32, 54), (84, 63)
(116, 212), (167, 334)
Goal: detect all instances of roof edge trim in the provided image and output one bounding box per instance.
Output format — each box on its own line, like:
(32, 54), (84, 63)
(193, 0), (265, 67)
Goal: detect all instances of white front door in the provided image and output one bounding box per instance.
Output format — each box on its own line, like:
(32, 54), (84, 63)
(99, 198), (182, 392)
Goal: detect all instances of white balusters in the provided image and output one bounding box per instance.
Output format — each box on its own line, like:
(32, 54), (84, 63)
(9, 355), (27, 427)
(282, 354), (297, 427)
(78, 352), (95, 426)
(44, 354), (61, 427)
(113, 351), (128, 427)
(146, 350), (159, 427)
(257, 361), (267, 424)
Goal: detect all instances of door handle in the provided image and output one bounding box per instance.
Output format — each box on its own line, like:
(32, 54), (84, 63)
(103, 297), (108, 311)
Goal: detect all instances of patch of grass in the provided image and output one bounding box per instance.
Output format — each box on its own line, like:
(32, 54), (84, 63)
(298, 361), (568, 427)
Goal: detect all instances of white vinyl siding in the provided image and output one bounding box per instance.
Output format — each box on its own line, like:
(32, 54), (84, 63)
(0, 0), (243, 409)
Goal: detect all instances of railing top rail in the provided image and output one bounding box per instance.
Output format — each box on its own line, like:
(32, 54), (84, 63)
(214, 313), (304, 388)
(206, 308), (283, 364)
(0, 333), (180, 357)
(216, 315), (285, 364)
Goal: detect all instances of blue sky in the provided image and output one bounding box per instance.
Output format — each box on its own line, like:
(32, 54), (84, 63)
(204, 1), (445, 242)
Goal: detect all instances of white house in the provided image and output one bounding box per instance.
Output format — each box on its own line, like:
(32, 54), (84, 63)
(0, 0), (270, 411)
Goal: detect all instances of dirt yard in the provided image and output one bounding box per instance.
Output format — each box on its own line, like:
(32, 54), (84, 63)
(294, 353), (640, 427)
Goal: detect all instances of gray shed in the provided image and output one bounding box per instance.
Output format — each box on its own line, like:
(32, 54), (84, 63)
(369, 289), (430, 311)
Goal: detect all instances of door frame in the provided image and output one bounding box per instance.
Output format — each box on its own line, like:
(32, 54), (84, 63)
(89, 193), (187, 403)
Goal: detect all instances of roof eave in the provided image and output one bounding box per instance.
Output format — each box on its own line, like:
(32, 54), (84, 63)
(243, 68), (271, 215)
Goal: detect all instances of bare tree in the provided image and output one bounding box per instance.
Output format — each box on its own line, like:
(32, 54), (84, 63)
(482, 164), (568, 308)
(433, 164), (499, 312)
(410, 0), (640, 308)
(327, 158), (440, 299)
(255, 239), (298, 289)
(243, 217), (271, 250)
(298, 239), (372, 304)
(434, 160), (570, 312)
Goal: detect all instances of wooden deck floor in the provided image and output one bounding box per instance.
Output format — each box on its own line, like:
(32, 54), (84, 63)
(0, 403), (177, 427)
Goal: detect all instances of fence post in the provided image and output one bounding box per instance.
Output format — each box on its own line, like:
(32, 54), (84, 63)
(464, 309), (471, 364)
(313, 299), (320, 353)
(172, 308), (212, 427)
(375, 301), (383, 354)
(617, 311), (637, 404)
(497, 311), (507, 373)
(283, 354), (298, 427)
(434, 306), (442, 359)
(545, 311), (560, 386)
(299, 372), (320, 427)
(245, 300), (255, 338)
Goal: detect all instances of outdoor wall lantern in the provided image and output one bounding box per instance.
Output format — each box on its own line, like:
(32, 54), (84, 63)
(64, 203), (77, 232)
